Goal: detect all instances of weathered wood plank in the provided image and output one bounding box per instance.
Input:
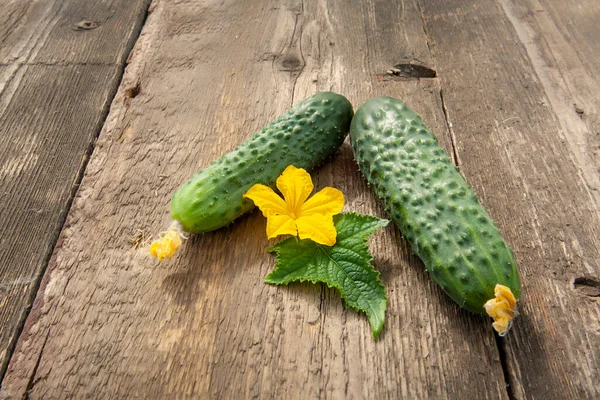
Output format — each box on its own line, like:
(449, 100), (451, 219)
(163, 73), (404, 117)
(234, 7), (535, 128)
(418, 0), (600, 398)
(0, 0), (149, 381)
(0, 0), (149, 65)
(3, 0), (509, 398)
(501, 0), (600, 202)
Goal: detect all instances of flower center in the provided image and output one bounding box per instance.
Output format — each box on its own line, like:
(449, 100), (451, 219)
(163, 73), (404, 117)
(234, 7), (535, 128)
(287, 205), (302, 220)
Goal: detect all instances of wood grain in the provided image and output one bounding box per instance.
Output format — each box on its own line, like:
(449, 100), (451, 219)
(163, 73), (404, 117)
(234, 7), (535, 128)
(501, 0), (600, 203)
(418, 0), (600, 398)
(0, 0), (149, 381)
(3, 0), (511, 398)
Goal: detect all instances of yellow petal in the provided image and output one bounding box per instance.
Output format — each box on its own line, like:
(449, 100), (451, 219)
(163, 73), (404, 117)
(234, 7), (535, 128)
(243, 184), (288, 216)
(296, 214), (337, 246)
(150, 229), (182, 262)
(266, 214), (298, 238)
(300, 187), (344, 216)
(276, 165), (314, 214)
(484, 284), (519, 336)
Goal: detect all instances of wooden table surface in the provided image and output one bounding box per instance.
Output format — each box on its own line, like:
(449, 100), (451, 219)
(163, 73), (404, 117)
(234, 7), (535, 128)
(1, 0), (599, 398)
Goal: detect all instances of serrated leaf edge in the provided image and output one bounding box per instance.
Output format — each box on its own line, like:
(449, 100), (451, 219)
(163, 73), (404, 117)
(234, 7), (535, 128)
(265, 212), (389, 338)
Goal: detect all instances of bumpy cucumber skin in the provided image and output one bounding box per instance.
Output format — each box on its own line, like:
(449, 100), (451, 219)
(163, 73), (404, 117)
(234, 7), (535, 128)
(171, 92), (353, 234)
(350, 97), (521, 314)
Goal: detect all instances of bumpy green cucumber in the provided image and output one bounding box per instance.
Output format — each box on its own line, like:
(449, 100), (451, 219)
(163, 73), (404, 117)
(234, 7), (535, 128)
(350, 97), (521, 314)
(171, 92), (353, 234)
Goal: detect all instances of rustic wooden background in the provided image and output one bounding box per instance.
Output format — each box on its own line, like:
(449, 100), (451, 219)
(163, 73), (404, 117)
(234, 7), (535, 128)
(1, 0), (598, 398)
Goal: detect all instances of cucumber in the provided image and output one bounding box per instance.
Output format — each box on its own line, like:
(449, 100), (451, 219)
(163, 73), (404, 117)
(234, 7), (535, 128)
(349, 97), (521, 319)
(170, 92), (353, 233)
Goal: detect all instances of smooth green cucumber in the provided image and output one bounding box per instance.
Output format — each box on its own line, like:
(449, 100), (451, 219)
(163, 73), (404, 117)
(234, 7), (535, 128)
(171, 92), (353, 234)
(349, 97), (521, 314)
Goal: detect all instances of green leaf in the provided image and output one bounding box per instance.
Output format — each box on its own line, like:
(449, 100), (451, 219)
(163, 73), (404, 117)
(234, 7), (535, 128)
(266, 212), (389, 339)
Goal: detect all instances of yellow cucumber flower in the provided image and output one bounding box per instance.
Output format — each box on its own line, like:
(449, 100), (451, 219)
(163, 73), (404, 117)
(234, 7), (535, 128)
(150, 221), (185, 262)
(243, 165), (344, 246)
(484, 284), (519, 336)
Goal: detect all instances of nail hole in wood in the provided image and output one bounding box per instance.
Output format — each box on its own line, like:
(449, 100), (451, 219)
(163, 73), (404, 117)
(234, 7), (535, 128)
(385, 63), (437, 80)
(573, 276), (600, 297)
(124, 83), (141, 99)
(75, 20), (99, 31)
